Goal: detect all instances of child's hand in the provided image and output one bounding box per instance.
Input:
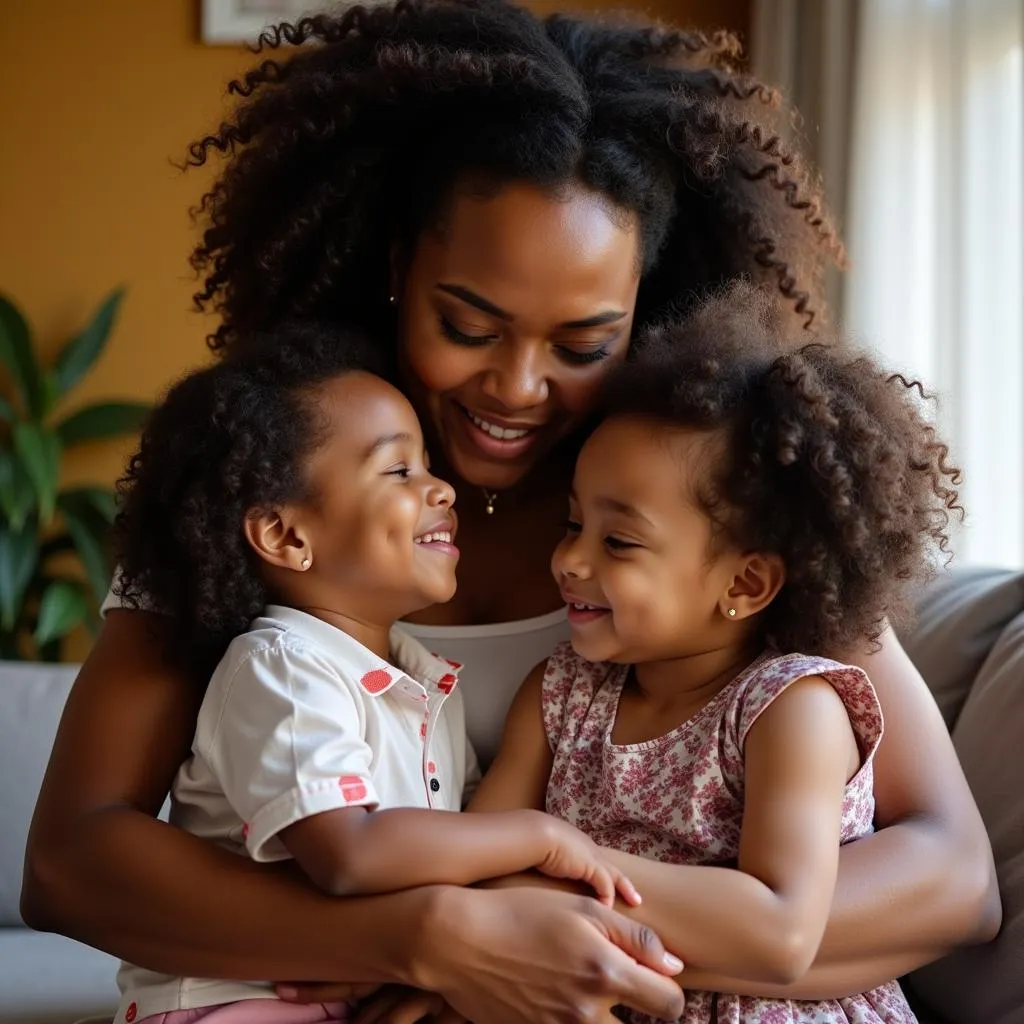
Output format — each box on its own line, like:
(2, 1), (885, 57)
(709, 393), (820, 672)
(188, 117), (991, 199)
(353, 984), (466, 1023)
(538, 817), (641, 907)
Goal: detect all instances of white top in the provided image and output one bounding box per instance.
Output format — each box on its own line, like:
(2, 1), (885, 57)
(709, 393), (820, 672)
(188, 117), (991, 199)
(116, 605), (474, 1021)
(102, 583), (571, 769)
(398, 608), (571, 768)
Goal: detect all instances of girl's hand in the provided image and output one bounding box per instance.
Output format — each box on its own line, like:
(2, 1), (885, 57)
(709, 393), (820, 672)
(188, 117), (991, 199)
(352, 985), (466, 1024)
(537, 818), (641, 907)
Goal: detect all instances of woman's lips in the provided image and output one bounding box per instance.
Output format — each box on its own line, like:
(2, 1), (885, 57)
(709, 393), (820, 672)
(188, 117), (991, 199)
(451, 402), (543, 461)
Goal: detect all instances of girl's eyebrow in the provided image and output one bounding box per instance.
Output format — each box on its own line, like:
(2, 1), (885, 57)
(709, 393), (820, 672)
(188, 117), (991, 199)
(364, 432), (414, 460)
(437, 282), (626, 330)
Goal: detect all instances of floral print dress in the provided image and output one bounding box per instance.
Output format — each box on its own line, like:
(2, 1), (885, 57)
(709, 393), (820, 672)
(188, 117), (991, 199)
(542, 642), (918, 1024)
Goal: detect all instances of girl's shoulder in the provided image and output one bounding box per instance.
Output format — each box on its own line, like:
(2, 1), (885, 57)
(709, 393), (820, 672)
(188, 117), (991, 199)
(733, 651), (884, 762)
(540, 642), (623, 748)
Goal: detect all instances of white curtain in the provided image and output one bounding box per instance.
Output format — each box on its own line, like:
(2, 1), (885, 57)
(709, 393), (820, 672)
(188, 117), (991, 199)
(844, 0), (1024, 568)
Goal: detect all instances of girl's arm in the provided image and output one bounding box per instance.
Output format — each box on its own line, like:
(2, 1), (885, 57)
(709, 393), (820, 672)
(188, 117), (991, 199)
(22, 611), (684, 1023)
(602, 676), (859, 984)
(616, 629), (1001, 999)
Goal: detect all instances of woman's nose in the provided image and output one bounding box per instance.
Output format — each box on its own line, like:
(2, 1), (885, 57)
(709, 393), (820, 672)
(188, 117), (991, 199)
(480, 341), (549, 411)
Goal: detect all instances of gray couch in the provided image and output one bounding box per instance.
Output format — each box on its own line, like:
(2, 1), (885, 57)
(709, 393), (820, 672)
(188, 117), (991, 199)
(2, 568), (1022, 1024)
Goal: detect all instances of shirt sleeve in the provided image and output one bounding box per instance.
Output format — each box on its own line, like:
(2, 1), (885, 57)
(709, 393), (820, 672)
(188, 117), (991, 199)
(197, 639), (380, 862)
(461, 733), (482, 808)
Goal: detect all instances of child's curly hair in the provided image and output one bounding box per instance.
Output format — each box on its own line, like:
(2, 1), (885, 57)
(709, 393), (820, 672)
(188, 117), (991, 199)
(113, 323), (384, 674)
(604, 282), (963, 655)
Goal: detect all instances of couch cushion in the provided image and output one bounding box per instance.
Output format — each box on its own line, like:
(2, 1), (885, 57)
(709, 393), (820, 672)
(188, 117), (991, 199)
(907, 606), (1024, 1024)
(899, 567), (1024, 730)
(0, 928), (119, 1023)
(0, 661), (79, 925)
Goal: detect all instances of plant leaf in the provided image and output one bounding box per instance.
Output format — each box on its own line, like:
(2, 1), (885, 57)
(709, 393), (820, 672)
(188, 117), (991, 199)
(0, 293), (46, 418)
(12, 423), (61, 524)
(60, 485), (118, 524)
(51, 288), (126, 399)
(34, 578), (88, 646)
(58, 490), (113, 602)
(55, 401), (150, 447)
(0, 523), (38, 632)
(0, 447), (37, 531)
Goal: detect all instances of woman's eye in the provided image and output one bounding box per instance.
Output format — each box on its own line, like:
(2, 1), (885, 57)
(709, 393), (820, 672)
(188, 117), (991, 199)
(439, 316), (497, 347)
(556, 345), (611, 366)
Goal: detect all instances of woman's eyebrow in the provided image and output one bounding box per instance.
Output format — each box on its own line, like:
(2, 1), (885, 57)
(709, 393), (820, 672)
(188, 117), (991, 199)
(437, 283), (626, 330)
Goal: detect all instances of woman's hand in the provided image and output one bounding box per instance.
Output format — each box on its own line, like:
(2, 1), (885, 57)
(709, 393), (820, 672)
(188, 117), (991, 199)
(350, 985), (465, 1024)
(537, 816), (641, 907)
(416, 885), (683, 1023)
(280, 885), (684, 1024)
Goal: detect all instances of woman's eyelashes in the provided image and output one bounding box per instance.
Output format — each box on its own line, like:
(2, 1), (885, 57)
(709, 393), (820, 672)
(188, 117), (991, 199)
(438, 314), (615, 365)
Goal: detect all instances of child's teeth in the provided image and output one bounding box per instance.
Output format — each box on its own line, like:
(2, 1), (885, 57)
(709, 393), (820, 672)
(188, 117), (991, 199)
(468, 411), (530, 440)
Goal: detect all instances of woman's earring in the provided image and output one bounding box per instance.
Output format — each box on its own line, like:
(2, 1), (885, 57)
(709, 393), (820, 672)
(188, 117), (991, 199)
(727, 607), (737, 618)
(388, 294), (397, 306)
(301, 557), (311, 570)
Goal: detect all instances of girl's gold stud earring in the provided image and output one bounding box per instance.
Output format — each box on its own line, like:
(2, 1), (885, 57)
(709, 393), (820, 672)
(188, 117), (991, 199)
(727, 607), (737, 618)
(301, 557), (311, 569)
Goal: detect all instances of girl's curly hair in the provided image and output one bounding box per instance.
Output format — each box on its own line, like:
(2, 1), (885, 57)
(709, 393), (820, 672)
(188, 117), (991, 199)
(603, 283), (963, 655)
(186, 0), (840, 352)
(113, 323), (384, 673)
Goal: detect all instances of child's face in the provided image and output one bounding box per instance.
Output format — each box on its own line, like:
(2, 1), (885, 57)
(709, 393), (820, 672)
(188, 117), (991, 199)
(294, 372), (459, 619)
(551, 415), (739, 664)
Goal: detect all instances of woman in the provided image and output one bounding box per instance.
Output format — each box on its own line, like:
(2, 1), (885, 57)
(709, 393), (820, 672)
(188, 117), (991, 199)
(22, 2), (999, 1022)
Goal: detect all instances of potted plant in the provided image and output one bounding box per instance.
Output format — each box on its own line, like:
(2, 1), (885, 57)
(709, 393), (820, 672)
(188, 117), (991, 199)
(0, 289), (150, 660)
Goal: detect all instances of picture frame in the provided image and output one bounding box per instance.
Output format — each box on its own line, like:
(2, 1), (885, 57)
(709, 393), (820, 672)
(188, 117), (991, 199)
(201, 0), (322, 45)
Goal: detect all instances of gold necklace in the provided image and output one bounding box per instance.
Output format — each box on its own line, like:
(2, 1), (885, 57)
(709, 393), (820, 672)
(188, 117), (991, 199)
(482, 488), (497, 515)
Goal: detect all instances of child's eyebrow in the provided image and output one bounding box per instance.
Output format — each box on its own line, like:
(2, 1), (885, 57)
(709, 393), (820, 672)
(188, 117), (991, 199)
(364, 432), (414, 459)
(594, 495), (655, 527)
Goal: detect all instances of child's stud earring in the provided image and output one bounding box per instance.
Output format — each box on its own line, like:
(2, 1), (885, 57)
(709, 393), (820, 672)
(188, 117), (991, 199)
(727, 607), (737, 618)
(301, 557), (311, 570)
(388, 294), (397, 305)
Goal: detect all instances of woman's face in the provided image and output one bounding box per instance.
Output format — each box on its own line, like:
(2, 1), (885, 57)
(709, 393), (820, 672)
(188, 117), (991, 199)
(397, 181), (641, 492)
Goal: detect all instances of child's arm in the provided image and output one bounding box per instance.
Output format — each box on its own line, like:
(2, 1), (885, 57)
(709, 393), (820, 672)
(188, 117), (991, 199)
(465, 660), (552, 814)
(599, 676), (861, 985)
(203, 645), (635, 905)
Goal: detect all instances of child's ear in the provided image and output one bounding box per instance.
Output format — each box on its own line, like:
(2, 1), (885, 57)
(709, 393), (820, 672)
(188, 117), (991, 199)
(719, 552), (785, 621)
(243, 506), (312, 573)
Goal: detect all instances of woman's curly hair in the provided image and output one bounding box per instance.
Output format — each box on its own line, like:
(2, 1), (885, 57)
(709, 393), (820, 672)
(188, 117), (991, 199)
(602, 283), (963, 655)
(113, 323), (384, 674)
(186, 0), (840, 352)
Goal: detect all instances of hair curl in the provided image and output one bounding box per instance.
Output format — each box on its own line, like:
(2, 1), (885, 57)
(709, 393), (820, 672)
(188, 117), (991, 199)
(602, 283), (962, 655)
(113, 323), (384, 674)
(186, 0), (841, 353)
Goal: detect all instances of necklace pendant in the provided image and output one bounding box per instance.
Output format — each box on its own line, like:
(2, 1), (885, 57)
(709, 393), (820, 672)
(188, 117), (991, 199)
(483, 489), (497, 515)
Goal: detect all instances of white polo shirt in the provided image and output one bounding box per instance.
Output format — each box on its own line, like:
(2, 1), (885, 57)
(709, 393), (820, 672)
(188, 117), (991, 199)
(116, 604), (478, 1022)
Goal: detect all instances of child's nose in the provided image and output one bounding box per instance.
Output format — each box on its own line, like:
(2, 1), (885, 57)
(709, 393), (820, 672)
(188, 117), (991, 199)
(426, 474), (455, 508)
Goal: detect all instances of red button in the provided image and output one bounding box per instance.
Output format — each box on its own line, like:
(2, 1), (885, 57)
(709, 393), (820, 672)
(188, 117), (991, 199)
(125, 1003), (138, 1023)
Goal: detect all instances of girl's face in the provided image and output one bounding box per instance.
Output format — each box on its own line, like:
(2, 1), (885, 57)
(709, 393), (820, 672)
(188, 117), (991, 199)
(397, 181), (641, 493)
(551, 415), (743, 665)
(289, 372), (460, 621)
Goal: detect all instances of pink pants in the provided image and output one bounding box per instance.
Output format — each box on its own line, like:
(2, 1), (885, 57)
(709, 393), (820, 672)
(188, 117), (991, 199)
(140, 1000), (349, 1023)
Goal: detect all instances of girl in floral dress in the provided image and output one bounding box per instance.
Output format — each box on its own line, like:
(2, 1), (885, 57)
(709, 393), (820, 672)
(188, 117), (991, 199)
(470, 285), (959, 1022)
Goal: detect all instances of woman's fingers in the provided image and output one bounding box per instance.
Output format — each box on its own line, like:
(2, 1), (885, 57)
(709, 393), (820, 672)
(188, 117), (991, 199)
(277, 981), (380, 1003)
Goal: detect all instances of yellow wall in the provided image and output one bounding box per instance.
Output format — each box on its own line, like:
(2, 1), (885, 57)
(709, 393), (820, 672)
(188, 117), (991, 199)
(0, 0), (747, 656)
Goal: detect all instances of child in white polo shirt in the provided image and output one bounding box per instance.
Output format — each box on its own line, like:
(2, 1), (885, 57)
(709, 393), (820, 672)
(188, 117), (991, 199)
(109, 324), (639, 1024)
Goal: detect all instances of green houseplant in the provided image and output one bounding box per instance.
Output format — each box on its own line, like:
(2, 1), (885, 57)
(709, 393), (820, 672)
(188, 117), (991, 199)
(0, 289), (150, 660)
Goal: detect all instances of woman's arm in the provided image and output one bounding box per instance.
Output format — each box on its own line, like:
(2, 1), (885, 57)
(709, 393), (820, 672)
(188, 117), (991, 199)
(21, 610), (683, 1022)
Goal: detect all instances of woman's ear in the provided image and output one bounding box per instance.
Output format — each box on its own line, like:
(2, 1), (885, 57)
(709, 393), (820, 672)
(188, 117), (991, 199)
(243, 507), (312, 573)
(718, 552), (785, 621)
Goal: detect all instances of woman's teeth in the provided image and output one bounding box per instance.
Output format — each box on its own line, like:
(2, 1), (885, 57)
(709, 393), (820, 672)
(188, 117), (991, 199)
(415, 531), (453, 545)
(467, 410), (531, 441)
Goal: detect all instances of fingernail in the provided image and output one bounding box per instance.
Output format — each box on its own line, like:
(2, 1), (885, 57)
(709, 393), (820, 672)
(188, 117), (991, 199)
(277, 986), (298, 1000)
(662, 953), (683, 972)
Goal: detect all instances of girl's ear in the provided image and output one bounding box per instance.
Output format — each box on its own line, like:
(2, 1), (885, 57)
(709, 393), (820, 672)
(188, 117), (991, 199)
(718, 552), (785, 621)
(243, 506), (312, 573)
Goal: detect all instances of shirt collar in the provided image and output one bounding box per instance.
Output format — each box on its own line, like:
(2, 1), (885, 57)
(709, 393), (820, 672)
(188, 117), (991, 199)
(260, 605), (462, 698)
